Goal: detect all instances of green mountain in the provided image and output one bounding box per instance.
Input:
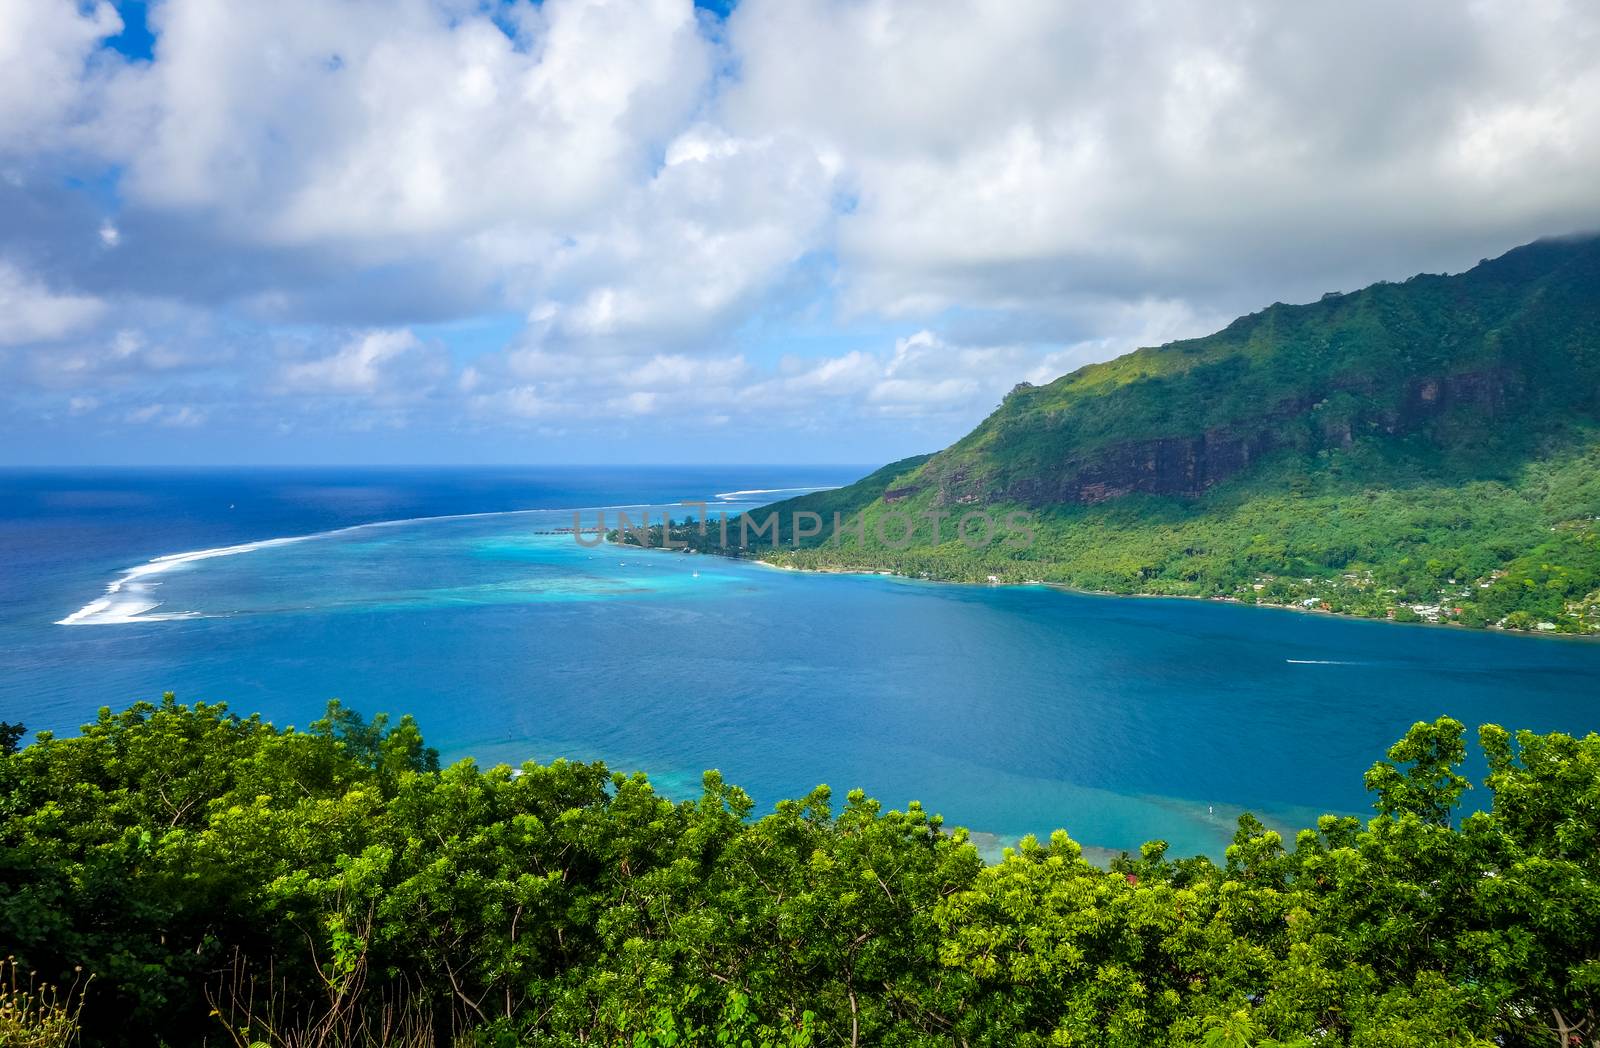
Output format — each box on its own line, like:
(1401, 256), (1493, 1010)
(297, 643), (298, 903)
(744, 235), (1600, 633)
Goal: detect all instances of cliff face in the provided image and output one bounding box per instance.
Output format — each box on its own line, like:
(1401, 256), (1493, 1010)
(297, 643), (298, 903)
(747, 236), (1600, 636)
(945, 368), (1518, 507)
(887, 235), (1599, 510)
(996, 426), (1284, 505)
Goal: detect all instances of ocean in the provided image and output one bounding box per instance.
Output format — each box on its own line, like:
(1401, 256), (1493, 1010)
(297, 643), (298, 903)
(3, 466), (1598, 859)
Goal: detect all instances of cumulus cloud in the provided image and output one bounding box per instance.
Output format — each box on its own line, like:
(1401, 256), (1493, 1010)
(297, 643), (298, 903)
(481, 123), (836, 357)
(0, 302), (236, 395)
(110, 0), (710, 249)
(278, 329), (449, 398)
(2, 0), (1600, 460)
(463, 328), (1143, 453)
(724, 0), (1600, 317)
(0, 262), (106, 345)
(124, 402), (207, 428)
(748, 331), (1089, 425)
(466, 349), (751, 427)
(0, 0), (121, 151)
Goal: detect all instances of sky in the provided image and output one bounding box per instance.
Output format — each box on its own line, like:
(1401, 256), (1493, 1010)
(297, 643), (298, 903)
(1, 0), (1598, 466)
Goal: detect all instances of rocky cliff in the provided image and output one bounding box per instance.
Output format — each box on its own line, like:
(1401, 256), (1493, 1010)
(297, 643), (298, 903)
(889, 235), (1597, 509)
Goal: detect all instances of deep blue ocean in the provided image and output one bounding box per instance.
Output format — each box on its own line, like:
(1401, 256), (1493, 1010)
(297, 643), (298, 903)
(3, 467), (1598, 859)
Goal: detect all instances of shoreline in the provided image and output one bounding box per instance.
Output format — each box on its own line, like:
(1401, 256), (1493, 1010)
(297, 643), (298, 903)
(800, 559), (1600, 641)
(612, 538), (1600, 642)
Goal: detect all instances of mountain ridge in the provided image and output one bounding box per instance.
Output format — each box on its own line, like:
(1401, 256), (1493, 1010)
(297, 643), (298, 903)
(738, 234), (1600, 634)
(878, 233), (1600, 507)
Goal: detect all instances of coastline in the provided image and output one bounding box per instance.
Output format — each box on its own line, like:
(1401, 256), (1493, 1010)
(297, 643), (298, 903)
(612, 538), (1600, 641)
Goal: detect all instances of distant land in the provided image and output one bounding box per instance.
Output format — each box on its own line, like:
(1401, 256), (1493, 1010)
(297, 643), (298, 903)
(641, 235), (1600, 634)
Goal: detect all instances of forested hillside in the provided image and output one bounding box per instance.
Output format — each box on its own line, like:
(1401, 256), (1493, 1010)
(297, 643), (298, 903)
(2, 697), (1599, 1046)
(730, 236), (1600, 633)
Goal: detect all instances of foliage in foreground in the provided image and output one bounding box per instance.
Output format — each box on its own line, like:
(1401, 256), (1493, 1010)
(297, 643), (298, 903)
(0, 955), (89, 1048)
(2, 697), (1599, 1047)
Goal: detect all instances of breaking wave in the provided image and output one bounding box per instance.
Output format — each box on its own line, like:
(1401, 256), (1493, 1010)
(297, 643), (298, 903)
(57, 487), (818, 626)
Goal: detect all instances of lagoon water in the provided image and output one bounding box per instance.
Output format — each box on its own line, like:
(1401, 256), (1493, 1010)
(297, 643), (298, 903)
(3, 467), (1598, 859)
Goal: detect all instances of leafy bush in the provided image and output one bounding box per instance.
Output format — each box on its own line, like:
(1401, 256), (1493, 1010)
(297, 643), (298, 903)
(3, 698), (1599, 1046)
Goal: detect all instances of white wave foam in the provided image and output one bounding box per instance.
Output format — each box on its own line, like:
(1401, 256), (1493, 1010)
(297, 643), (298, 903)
(57, 535), (316, 625)
(1285, 659), (1362, 665)
(713, 486), (830, 501)
(54, 511), (549, 626)
(57, 487), (824, 626)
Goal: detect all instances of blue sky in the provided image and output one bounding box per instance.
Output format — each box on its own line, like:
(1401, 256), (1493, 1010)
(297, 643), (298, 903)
(2, 0), (1598, 465)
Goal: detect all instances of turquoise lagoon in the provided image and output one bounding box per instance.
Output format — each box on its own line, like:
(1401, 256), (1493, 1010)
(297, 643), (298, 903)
(3, 467), (1598, 859)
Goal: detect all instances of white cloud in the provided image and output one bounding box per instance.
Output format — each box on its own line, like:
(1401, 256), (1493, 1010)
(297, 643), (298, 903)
(775, 351), (880, 396)
(111, 0), (710, 249)
(625, 353), (748, 388)
(468, 384), (556, 421)
(466, 348), (750, 426)
(125, 403), (207, 428)
(3, 333), (227, 402)
(278, 328), (448, 397)
(5, 0), (1600, 459)
(487, 123), (836, 354)
(732, 329), (1123, 429)
(724, 0), (1600, 316)
(0, 0), (121, 151)
(0, 263), (106, 345)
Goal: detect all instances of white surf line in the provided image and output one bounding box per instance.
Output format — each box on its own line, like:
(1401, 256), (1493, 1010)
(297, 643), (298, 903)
(57, 535), (316, 625)
(56, 506), (650, 627)
(1285, 659), (1362, 665)
(55, 508), (585, 627)
(56, 489), (826, 626)
(713, 486), (833, 501)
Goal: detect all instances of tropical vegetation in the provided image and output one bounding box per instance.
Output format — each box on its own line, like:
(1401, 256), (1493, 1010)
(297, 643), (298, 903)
(2, 698), (1599, 1046)
(647, 235), (1600, 634)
